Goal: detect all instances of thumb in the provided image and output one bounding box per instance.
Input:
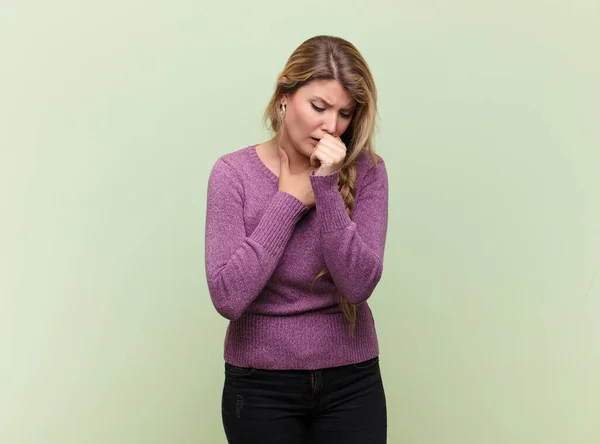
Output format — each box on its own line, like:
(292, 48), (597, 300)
(279, 147), (290, 173)
(310, 149), (320, 169)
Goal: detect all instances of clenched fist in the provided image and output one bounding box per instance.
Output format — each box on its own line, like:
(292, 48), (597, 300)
(310, 134), (347, 176)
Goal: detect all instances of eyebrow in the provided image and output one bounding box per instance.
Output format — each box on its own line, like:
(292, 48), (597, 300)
(312, 96), (356, 111)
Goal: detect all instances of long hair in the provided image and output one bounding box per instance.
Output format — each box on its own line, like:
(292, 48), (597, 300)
(263, 35), (379, 334)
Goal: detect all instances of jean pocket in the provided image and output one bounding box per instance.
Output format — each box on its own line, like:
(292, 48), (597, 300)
(352, 356), (380, 370)
(224, 362), (255, 377)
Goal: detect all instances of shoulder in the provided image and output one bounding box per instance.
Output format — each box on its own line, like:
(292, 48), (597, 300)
(208, 144), (259, 180)
(207, 145), (258, 193)
(211, 145), (256, 173)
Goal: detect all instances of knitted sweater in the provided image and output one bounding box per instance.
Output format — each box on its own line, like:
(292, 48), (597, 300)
(204, 144), (388, 370)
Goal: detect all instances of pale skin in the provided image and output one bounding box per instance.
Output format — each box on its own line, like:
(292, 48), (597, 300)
(255, 79), (356, 207)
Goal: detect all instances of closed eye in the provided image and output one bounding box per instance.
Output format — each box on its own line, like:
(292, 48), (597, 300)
(311, 103), (353, 119)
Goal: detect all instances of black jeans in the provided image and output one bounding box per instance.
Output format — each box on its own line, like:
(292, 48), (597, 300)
(222, 356), (387, 443)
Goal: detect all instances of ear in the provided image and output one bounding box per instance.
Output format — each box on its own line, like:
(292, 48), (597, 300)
(278, 75), (289, 102)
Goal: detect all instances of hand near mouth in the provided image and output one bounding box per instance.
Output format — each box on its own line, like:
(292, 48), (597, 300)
(310, 134), (347, 176)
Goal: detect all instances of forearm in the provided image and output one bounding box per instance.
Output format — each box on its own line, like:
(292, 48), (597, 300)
(206, 184), (308, 319)
(310, 162), (388, 304)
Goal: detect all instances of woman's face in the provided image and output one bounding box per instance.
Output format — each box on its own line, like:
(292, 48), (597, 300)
(281, 79), (356, 158)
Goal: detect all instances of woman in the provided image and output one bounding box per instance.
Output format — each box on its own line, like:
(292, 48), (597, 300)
(205, 35), (389, 443)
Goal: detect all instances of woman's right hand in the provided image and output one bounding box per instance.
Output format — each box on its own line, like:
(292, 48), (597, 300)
(278, 147), (315, 207)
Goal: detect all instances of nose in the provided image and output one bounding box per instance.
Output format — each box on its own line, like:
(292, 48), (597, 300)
(321, 111), (338, 137)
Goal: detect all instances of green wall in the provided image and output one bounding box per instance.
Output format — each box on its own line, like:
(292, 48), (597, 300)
(1, 1), (598, 443)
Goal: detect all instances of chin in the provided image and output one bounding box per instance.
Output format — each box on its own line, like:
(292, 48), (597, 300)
(292, 141), (313, 158)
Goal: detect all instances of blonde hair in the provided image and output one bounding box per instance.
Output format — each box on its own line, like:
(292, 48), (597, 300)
(263, 35), (379, 334)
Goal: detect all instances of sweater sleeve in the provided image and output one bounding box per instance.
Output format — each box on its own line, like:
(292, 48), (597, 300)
(309, 159), (389, 304)
(205, 159), (309, 320)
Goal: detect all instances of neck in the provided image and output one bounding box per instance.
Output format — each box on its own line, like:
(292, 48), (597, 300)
(268, 135), (311, 174)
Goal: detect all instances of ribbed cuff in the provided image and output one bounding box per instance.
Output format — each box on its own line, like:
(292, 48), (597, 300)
(249, 191), (308, 256)
(310, 170), (352, 233)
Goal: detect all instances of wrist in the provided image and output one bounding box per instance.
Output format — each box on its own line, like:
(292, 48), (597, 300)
(313, 166), (340, 177)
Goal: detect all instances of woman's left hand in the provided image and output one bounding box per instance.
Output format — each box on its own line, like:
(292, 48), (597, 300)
(310, 134), (347, 176)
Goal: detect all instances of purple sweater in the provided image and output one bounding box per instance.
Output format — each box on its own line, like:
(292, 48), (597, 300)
(205, 145), (388, 370)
